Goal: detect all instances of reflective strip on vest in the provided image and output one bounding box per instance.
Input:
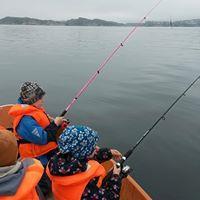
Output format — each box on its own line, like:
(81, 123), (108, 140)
(9, 104), (57, 158)
(0, 158), (44, 200)
(46, 160), (106, 200)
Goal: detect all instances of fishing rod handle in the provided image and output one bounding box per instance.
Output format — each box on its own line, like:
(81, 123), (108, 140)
(60, 110), (67, 117)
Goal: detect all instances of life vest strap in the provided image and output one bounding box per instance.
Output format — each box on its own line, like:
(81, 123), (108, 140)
(18, 139), (31, 144)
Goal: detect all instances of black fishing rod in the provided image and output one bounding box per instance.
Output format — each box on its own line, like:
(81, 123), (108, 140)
(101, 75), (200, 182)
(117, 75), (200, 167)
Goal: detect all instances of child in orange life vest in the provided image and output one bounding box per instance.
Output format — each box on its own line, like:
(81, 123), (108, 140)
(0, 129), (44, 200)
(9, 82), (65, 165)
(9, 81), (65, 196)
(47, 125), (124, 200)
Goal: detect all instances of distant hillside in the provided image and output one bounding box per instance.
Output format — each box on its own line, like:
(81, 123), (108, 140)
(0, 16), (64, 25)
(0, 16), (200, 27)
(0, 17), (124, 26)
(65, 17), (124, 26)
(145, 19), (200, 27)
(173, 19), (200, 27)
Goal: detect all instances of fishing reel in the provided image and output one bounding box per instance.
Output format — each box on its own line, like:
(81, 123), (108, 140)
(61, 119), (70, 129)
(56, 119), (70, 139)
(102, 164), (133, 186)
(120, 165), (133, 179)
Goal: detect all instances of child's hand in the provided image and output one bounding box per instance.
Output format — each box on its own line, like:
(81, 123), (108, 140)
(95, 146), (100, 151)
(111, 149), (122, 161)
(113, 164), (121, 175)
(54, 117), (64, 126)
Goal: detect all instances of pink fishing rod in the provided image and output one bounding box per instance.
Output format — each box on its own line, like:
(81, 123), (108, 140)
(60, 0), (163, 117)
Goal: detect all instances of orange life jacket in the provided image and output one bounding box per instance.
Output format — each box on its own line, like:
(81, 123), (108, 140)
(9, 104), (57, 158)
(0, 125), (5, 130)
(0, 158), (44, 200)
(46, 160), (106, 200)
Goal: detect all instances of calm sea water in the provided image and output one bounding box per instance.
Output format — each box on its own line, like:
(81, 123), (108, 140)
(0, 25), (200, 200)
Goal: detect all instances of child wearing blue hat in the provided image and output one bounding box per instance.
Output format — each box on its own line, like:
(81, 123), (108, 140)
(47, 125), (124, 200)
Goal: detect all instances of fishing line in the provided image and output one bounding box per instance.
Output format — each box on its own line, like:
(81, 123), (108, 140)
(60, 0), (163, 117)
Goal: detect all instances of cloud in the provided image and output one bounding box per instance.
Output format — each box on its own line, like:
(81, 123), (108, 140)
(0, 0), (199, 22)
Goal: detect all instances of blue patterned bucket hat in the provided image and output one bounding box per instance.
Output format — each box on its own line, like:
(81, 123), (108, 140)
(58, 125), (99, 159)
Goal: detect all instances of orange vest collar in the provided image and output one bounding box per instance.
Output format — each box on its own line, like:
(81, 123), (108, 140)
(9, 104), (45, 117)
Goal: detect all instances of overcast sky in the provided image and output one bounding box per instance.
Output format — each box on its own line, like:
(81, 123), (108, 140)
(1, 0), (200, 22)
